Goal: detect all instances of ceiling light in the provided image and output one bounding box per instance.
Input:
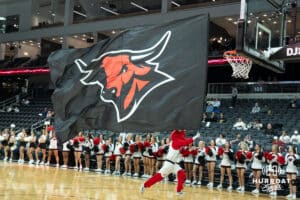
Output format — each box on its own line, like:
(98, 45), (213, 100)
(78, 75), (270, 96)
(0, 17), (6, 20)
(60, 37), (63, 40)
(273, 21), (277, 24)
(130, 2), (148, 11)
(30, 43), (34, 46)
(52, 38), (56, 41)
(263, 14), (267, 17)
(22, 41), (26, 44)
(112, 30), (116, 34)
(51, 13), (56, 16)
(74, 35), (78, 38)
(247, 20), (252, 24)
(81, 38), (85, 41)
(250, 13), (253, 16)
(287, 19), (292, 23)
(227, 18), (233, 21)
(29, 40), (33, 43)
(100, 6), (119, 16)
(60, 40), (63, 43)
(23, 52), (29, 56)
(233, 21), (238, 25)
(171, 1), (180, 7)
(82, 34), (86, 37)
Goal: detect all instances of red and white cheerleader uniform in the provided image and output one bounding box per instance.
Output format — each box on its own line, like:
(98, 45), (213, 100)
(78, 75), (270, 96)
(131, 142), (143, 177)
(285, 153), (299, 199)
(46, 136), (58, 167)
(112, 141), (123, 175)
(192, 147), (205, 185)
(103, 143), (114, 174)
(205, 145), (217, 188)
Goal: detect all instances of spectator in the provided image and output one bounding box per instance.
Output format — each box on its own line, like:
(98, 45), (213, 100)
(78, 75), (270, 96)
(230, 86), (238, 108)
(244, 135), (254, 151)
(207, 112), (218, 122)
(251, 102), (261, 114)
(264, 123), (277, 135)
(290, 130), (300, 153)
(279, 130), (290, 146)
(219, 112), (226, 124)
(261, 104), (272, 115)
(205, 102), (214, 113)
(252, 119), (263, 130)
(290, 98), (297, 109)
(215, 134), (226, 147)
(202, 113), (208, 123)
(21, 98), (30, 105)
(230, 133), (241, 152)
(211, 98), (221, 113)
(233, 118), (247, 130)
(13, 106), (19, 113)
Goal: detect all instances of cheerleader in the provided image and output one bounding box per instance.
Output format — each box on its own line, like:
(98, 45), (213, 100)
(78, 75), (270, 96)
(132, 135), (143, 177)
(95, 134), (105, 172)
(2, 129), (9, 161)
(122, 133), (134, 176)
(285, 146), (299, 199)
(264, 144), (285, 197)
(217, 141), (234, 191)
(83, 133), (94, 171)
(73, 131), (85, 170)
(205, 139), (217, 189)
(112, 136), (123, 175)
(251, 144), (264, 195)
(182, 143), (196, 184)
(104, 137), (114, 174)
(192, 141), (205, 185)
(17, 128), (28, 164)
(62, 139), (73, 168)
(46, 131), (59, 167)
(149, 136), (159, 176)
(0, 131), (3, 158)
(156, 139), (167, 173)
(142, 134), (152, 178)
(35, 128), (48, 165)
(236, 142), (252, 193)
(27, 130), (37, 165)
(7, 131), (16, 162)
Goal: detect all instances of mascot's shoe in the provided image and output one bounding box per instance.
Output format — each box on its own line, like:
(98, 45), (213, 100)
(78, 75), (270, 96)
(140, 184), (145, 194)
(176, 191), (184, 196)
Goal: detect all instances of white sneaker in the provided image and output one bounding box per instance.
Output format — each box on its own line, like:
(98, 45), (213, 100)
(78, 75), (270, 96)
(207, 182), (213, 189)
(292, 194), (296, 200)
(238, 187), (245, 193)
(45, 162), (49, 166)
(236, 186), (241, 192)
(40, 161), (45, 165)
(61, 165), (67, 168)
(79, 165), (82, 171)
(122, 172), (127, 176)
(217, 184), (222, 190)
(105, 170), (110, 174)
(9, 158), (12, 162)
(126, 172), (131, 176)
(29, 160), (34, 165)
(35, 160), (40, 165)
(18, 159), (22, 163)
(197, 181), (201, 185)
(133, 173), (138, 177)
(286, 194), (293, 199)
(176, 191), (184, 196)
(3, 157), (8, 162)
(269, 192), (277, 197)
(192, 180), (197, 185)
(174, 178), (178, 182)
(252, 189), (259, 195)
(95, 168), (103, 172)
(74, 166), (78, 170)
(185, 180), (191, 184)
(56, 164), (59, 168)
(140, 184), (145, 194)
(84, 167), (89, 171)
(227, 186), (232, 192)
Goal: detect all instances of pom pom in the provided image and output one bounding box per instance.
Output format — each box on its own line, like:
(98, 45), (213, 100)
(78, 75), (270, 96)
(277, 155), (285, 165)
(123, 142), (129, 150)
(218, 147), (224, 156)
(157, 148), (164, 157)
(129, 144), (135, 154)
(205, 146), (213, 157)
(110, 154), (116, 161)
(181, 148), (189, 157)
(294, 159), (300, 167)
(192, 149), (198, 156)
(236, 150), (246, 164)
(119, 147), (125, 154)
(102, 144), (108, 152)
(93, 138), (100, 146)
(47, 126), (54, 131)
(137, 142), (143, 150)
(246, 151), (253, 159)
(163, 146), (169, 154)
(73, 138), (79, 148)
(236, 150), (242, 160)
(78, 137), (85, 142)
(144, 141), (151, 148)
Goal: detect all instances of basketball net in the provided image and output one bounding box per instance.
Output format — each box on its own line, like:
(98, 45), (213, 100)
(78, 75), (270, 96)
(224, 50), (252, 79)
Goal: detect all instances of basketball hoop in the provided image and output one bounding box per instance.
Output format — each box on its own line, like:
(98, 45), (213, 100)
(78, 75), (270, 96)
(224, 50), (252, 79)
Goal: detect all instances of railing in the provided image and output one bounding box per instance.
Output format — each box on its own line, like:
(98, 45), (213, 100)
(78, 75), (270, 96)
(0, 92), (30, 109)
(207, 81), (300, 94)
(31, 118), (51, 131)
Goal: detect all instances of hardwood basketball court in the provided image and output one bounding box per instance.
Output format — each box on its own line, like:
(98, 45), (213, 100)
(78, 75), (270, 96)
(0, 162), (277, 200)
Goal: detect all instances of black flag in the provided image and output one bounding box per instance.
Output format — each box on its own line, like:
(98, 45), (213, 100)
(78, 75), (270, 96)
(48, 15), (209, 142)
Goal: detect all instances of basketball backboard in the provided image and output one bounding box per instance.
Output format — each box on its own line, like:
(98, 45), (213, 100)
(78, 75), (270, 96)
(236, 0), (286, 73)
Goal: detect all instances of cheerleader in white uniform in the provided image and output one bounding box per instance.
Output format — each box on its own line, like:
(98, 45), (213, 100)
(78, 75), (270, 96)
(96, 134), (105, 172)
(192, 141), (205, 185)
(142, 134), (152, 178)
(156, 139), (167, 173)
(265, 144), (285, 197)
(113, 136), (123, 175)
(183, 143), (196, 184)
(2, 129), (10, 161)
(123, 133), (134, 176)
(46, 131), (59, 167)
(251, 144), (264, 195)
(132, 135), (143, 177)
(235, 142), (251, 193)
(149, 136), (159, 176)
(104, 137), (114, 174)
(7, 131), (16, 162)
(27, 130), (37, 165)
(73, 131), (85, 170)
(205, 139), (217, 189)
(35, 128), (47, 165)
(17, 129), (28, 164)
(217, 141), (234, 191)
(62, 139), (73, 168)
(83, 133), (94, 171)
(285, 146), (299, 200)
(0, 131), (3, 158)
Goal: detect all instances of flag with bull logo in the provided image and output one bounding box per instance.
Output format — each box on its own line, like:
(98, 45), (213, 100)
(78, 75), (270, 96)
(48, 15), (209, 142)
